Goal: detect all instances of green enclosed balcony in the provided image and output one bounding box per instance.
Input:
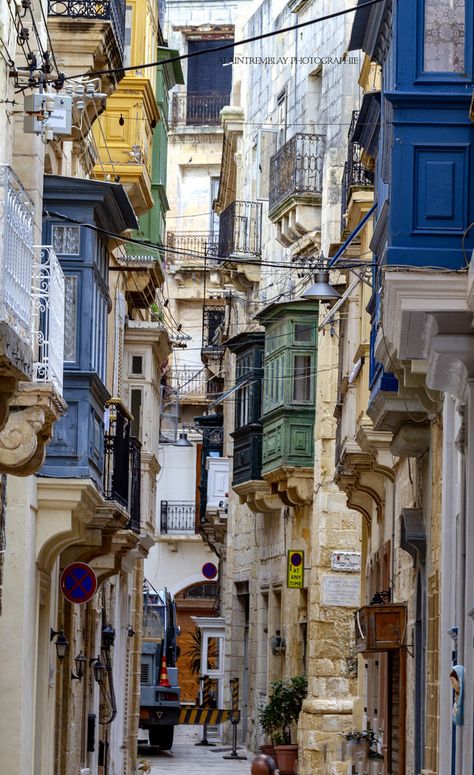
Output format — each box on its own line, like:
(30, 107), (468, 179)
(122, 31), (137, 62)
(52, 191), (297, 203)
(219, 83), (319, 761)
(256, 300), (317, 507)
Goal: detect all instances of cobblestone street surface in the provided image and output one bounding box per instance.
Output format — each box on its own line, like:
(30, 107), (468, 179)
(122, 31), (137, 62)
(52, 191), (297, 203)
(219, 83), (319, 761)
(138, 725), (251, 774)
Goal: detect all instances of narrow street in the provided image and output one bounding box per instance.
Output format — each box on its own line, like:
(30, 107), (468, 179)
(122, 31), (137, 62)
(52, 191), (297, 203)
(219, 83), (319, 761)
(138, 726), (250, 774)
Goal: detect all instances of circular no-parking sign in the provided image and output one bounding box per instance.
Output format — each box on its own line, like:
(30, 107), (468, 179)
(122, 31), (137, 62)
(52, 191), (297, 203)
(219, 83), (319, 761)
(60, 562), (97, 604)
(202, 562), (218, 580)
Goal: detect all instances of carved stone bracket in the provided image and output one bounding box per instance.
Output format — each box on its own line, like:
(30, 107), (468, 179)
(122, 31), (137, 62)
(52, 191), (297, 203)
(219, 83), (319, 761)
(0, 382), (66, 476)
(336, 450), (395, 525)
(233, 480), (282, 515)
(262, 466), (314, 507)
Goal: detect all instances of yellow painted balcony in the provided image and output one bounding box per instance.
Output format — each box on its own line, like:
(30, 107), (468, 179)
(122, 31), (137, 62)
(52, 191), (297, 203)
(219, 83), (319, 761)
(93, 77), (159, 215)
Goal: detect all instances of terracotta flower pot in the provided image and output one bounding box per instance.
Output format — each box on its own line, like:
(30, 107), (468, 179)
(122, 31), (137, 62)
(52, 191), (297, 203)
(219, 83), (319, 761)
(275, 744), (298, 774)
(259, 744), (276, 759)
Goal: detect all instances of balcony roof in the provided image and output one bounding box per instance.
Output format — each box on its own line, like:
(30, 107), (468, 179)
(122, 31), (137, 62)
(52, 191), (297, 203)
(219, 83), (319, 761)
(43, 175), (138, 233)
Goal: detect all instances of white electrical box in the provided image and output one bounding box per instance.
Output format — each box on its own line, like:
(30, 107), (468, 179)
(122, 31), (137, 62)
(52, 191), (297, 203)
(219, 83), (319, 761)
(206, 457), (230, 509)
(24, 93), (72, 135)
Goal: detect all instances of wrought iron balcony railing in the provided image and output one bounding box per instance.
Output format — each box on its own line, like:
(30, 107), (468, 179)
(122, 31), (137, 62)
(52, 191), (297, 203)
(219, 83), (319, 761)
(47, 0), (126, 61)
(0, 164), (35, 345)
(160, 501), (196, 534)
(169, 366), (221, 398)
(104, 400), (141, 530)
(128, 436), (141, 533)
(218, 200), (262, 259)
(32, 247), (65, 396)
(340, 111), (374, 233)
(170, 92), (229, 127)
(166, 231), (219, 266)
(269, 133), (325, 214)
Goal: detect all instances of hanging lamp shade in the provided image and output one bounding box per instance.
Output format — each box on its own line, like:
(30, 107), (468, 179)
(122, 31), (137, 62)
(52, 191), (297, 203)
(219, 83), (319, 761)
(301, 270), (341, 301)
(174, 431), (193, 447)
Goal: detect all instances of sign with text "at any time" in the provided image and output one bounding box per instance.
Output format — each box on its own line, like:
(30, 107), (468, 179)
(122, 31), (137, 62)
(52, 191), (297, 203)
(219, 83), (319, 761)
(287, 550), (304, 589)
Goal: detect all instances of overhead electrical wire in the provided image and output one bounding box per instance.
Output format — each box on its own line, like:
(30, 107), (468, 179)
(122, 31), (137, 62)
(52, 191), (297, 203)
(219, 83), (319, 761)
(51, 0), (384, 84)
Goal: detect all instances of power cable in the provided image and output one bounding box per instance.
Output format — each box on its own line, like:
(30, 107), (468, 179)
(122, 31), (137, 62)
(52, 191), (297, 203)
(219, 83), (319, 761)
(56, 0), (384, 84)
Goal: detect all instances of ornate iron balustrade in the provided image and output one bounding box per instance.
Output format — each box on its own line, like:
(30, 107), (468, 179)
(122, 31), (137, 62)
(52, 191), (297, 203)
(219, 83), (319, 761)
(218, 200), (262, 258)
(160, 501), (196, 534)
(32, 247), (65, 396)
(128, 436), (141, 533)
(47, 0), (126, 60)
(104, 401), (141, 527)
(170, 92), (229, 127)
(344, 110), (374, 203)
(269, 133), (325, 213)
(166, 231), (219, 266)
(170, 367), (207, 396)
(0, 164), (35, 344)
(202, 305), (225, 352)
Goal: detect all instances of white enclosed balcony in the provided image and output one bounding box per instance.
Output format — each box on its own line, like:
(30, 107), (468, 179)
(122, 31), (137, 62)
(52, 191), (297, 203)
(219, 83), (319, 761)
(0, 166), (66, 473)
(0, 164), (35, 347)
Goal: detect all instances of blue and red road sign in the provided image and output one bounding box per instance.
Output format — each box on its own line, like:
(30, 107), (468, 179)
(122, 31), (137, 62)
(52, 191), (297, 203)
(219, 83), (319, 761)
(202, 562), (218, 580)
(60, 562), (97, 604)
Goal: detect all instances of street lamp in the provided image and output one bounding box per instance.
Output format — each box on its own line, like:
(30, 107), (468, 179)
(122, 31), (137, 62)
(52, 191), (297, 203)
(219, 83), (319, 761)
(91, 656), (107, 684)
(71, 651), (87, 681)
(301, 270), (341, 302)
(50, 628), (69, 661)
(174, 431), (193, 447)
(102, 624), (116, 649)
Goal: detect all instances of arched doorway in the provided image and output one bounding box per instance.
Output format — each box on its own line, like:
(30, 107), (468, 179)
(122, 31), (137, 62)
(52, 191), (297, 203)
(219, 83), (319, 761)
(174, 581), (219, 702)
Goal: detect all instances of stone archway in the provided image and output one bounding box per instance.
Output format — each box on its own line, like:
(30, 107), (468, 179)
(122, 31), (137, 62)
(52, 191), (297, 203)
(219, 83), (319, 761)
(174, 580), (219, 703)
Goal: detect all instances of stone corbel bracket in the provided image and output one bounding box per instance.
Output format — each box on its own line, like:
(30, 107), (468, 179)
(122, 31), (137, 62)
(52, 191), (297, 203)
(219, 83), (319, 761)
(0, 382), (66, 476)
(233, 480), (282, 515)
(263, 466), (314, 507)
(336, 451), (395, 525)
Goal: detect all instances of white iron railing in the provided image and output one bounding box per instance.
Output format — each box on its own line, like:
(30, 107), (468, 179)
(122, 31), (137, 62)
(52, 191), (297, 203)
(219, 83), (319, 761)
(0, 164), (35, 342)
(32, 246), (65, 395)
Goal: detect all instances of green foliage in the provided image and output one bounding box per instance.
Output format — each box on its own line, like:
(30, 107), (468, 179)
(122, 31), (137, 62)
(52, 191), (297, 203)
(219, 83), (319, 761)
(259, 675), (308, 745)
(185, 626), (217, 678)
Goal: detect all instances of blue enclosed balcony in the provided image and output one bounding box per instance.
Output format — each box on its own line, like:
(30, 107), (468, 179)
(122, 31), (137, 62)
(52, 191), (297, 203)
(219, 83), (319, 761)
(40, 176), (137, 488)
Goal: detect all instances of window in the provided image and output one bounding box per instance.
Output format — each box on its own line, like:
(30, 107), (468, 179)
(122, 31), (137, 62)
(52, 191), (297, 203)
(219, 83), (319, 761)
(294, 321), (313, 342)
(424, 0), (465, 73)
(276, 89), (287, 149)
(131, 355), (143, 375)
(130, 388), (142, 440)
(63, 275), (78, 362)
(293, 355), (312, 402)
(52, 225), (80, 255)
(257, 129), (278, 200)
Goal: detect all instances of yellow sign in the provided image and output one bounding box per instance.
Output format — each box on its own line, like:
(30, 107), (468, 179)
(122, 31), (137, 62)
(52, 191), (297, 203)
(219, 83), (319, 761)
(287, 550), (304, 589)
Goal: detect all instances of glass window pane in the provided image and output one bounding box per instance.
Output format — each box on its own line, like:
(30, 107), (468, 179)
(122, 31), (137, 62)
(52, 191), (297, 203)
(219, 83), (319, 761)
(52, 225), (80, 255)
(63, 275), (78, 362)
(424, 0), (465, 73)
(295, 321), (312, 342)
(293, 354), (312, 402)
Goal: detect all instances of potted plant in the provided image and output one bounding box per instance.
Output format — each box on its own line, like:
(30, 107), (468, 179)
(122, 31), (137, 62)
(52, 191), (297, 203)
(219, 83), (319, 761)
(261, 676), (307, 774)
(258, 699), (279, 759)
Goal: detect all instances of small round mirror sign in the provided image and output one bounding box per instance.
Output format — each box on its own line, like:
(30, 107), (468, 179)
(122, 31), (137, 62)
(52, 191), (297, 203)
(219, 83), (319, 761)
(202, 562), (218, 580)
(60, 562), (97, 604)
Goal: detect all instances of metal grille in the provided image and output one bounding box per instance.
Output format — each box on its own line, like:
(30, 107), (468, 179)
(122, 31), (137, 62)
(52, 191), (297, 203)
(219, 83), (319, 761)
(170, 92), (229, 127)
(166, 232), (219, 267)
(0, 164), (34, 345)
(202, 305), (225, 351)
(128, 437), (141, 533)
(218, 200), (262, 258)
(140, 662), (150, 685)
(160, 501), (196, 534)
(32, 246), (65, 395)
(104, 402), (130, 508)
(47, 0), (126, 60)
(269, 133), (325, 213)
(345, 111), (374, 198)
